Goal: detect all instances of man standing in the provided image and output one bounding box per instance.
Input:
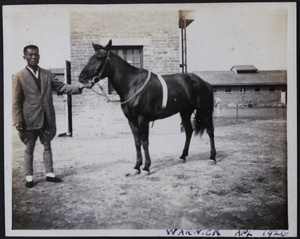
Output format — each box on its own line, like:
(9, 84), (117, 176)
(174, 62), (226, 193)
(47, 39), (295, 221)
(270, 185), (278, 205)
(12, 45), (91, 188)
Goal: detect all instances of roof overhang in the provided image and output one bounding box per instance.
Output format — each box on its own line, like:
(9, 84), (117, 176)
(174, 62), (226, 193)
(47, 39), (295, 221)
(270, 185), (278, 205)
(179, 10), (195, 28)
(193, 70), (287, 86)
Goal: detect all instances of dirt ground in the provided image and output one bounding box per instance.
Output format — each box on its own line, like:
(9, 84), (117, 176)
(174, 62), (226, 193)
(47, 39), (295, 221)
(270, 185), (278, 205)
(11, 117), (288, 231)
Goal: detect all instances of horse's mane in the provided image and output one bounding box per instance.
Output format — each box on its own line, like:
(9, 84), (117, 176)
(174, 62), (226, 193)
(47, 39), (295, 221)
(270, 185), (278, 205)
(110, 51), (139, 71)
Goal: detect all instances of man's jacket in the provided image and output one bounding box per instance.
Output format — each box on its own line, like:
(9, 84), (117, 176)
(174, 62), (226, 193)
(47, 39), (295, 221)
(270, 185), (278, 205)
(12, 67), (82, 130)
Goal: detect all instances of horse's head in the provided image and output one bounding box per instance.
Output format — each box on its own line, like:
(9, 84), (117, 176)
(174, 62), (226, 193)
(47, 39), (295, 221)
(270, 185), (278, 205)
(79, 40), (112, 86)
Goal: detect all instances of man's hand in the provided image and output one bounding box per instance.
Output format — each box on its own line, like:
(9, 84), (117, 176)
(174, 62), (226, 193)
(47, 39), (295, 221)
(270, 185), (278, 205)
(79, 82), (93, 89)
(16, 122), (24, 131)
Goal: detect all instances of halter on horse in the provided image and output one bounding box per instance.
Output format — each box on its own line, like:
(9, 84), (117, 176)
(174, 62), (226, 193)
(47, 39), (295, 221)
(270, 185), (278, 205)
(79, 40), (216, 174)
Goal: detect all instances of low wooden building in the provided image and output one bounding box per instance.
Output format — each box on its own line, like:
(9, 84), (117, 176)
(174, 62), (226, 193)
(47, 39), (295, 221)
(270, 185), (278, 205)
(194, 65), (287, 108)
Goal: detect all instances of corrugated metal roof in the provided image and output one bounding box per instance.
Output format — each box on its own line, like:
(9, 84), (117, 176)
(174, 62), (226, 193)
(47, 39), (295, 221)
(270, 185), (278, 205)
(193, 70), (287, 86)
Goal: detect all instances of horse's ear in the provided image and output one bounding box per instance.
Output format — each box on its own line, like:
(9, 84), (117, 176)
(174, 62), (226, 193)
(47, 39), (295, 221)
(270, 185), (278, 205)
(92, 42), (98, 51)
(105, 40), (112, 51)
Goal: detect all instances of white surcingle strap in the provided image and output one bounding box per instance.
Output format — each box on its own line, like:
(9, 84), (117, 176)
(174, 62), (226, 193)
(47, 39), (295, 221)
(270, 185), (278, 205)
(157, 74), (168, 109)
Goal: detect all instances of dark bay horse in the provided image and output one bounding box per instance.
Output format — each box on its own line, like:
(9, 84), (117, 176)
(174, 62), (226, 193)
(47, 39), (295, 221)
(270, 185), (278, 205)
(79, 40), (216, 174)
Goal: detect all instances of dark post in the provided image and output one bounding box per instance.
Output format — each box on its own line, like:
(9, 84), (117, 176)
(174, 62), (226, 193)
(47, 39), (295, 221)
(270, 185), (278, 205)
(66, 60), (73, 137)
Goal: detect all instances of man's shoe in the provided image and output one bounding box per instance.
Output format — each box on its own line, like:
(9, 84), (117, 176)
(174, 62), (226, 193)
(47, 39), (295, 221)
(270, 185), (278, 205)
(25, 181), (34, 188)
(46, 176), (63, 183)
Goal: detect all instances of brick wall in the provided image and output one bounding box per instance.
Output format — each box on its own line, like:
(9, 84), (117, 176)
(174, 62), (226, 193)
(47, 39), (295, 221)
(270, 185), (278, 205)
(70, 10), (180, 77)
(69, 10), (181, 137)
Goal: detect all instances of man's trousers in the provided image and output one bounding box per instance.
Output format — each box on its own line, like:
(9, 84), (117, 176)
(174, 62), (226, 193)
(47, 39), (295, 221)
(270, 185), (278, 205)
(19, 119), (56, 176)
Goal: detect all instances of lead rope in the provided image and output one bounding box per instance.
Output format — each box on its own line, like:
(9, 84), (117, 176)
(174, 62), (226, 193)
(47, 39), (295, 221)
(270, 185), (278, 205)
(120, 70), (151, 105)
(90, 84), (120, 103)
(90, 70), (155, 127)
(90, 70), (151, 104)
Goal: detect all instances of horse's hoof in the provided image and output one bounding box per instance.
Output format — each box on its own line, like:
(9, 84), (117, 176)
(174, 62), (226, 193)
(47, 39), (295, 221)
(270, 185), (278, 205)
(133, 169), (141, 175)
(179, 158), (186, 163)
(208, 159), (216, 165)
(141, 170), (150, 176)
(126, 169), (140, 177)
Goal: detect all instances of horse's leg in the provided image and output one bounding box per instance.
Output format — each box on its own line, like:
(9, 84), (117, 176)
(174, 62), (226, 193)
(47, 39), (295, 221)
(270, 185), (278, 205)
(128, 120), (143, 173)
(138, 116), (151, 173)
(179, 110), (194, 162)
(202, 115), (217, 164)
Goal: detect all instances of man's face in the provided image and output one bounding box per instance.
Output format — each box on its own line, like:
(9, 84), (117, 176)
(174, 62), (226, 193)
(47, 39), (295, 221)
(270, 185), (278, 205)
(23, 48), (40, 67)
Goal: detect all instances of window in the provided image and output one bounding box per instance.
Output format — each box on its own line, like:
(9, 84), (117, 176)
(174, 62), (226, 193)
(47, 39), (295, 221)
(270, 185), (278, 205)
(225, 86), (232, 93)
(269, 86), (275, 93)
(109, 46), (143, 93)
(255, 86), (261, 93)
(240, 86), (246, 94)
(213, 87), (217, 93)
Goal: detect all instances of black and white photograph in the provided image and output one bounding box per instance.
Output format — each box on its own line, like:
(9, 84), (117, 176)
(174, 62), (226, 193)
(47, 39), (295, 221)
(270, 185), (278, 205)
(3, 2), (297, 237)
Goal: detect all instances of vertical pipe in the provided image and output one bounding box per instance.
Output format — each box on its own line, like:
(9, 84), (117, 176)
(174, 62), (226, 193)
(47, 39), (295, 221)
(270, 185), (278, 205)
(183, 17), (187, 73)
(180, 16), (187, 73)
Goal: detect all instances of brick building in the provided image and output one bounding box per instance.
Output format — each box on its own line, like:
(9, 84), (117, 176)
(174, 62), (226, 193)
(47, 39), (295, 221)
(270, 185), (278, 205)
(66, 9), (186, 137)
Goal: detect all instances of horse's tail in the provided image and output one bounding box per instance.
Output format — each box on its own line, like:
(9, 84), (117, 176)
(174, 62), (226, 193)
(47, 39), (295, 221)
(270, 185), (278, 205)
(192, 74), (214, 136)
(193, 110), (206, 136)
